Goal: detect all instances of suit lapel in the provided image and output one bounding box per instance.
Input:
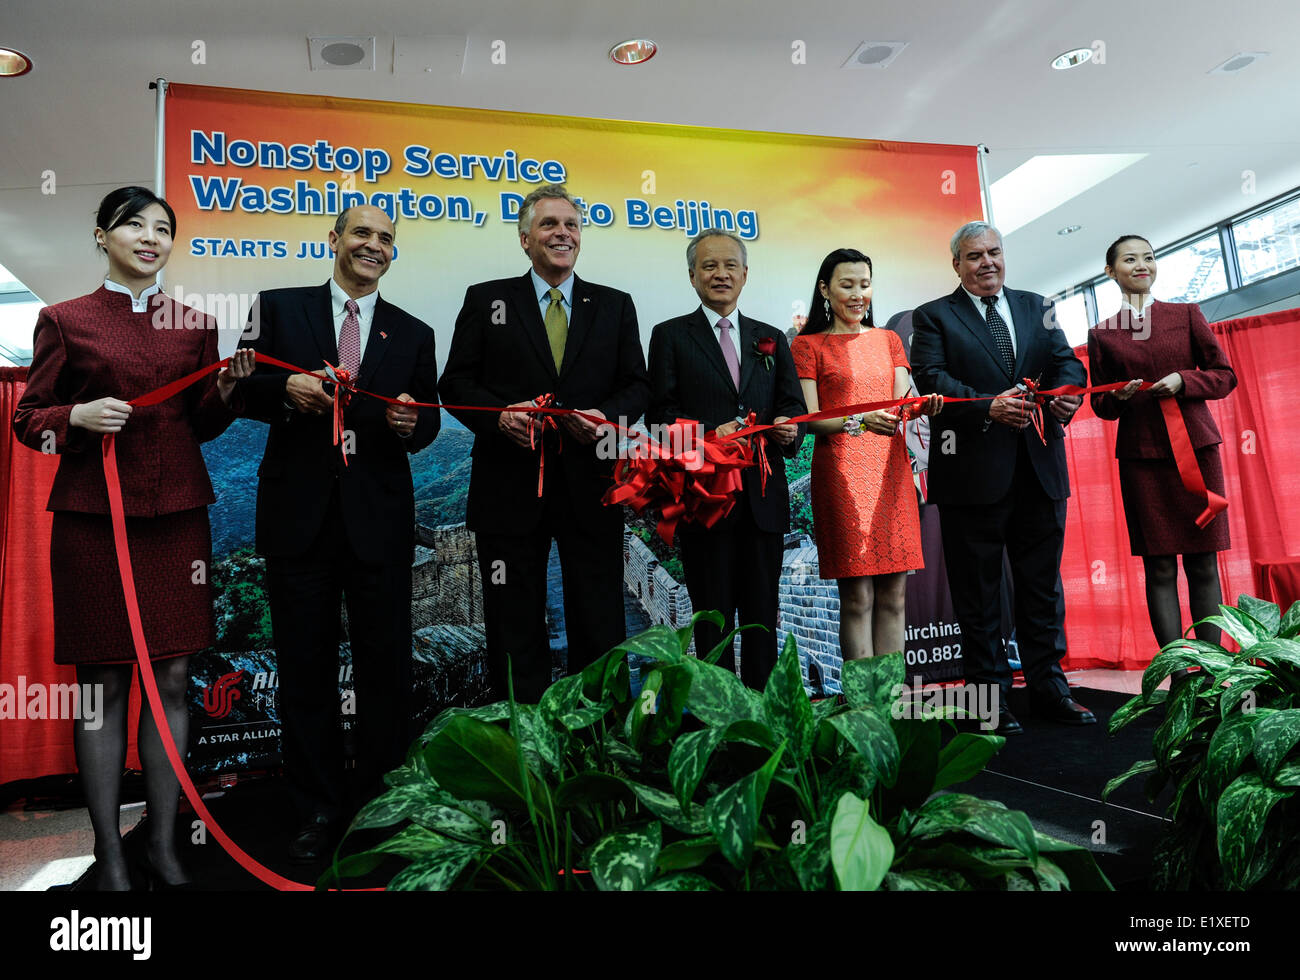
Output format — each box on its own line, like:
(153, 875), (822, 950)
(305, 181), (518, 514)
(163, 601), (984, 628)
(310, 283), (338, 367)
(357, 295), (395, 390)
(947, 286), (1012, 383)
(736, 313), (757, 401)
(1006, 288), (1037, 383)
(558, 275), (593, 379)
(686, 307), (738, 395)
(511, 273), (558, 380)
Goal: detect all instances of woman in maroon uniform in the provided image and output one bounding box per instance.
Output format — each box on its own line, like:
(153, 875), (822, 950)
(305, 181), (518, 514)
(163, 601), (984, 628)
(13, 187), (254, 888)
(1087, 234), (1236, 672)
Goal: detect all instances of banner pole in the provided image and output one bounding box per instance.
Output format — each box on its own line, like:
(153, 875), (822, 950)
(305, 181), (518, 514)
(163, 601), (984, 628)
(151, 78), (168, 289)
(976, 142), (993, 226)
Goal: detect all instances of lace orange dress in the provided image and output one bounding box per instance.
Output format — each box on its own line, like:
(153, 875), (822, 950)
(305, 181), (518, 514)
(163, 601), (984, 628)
(790, 328), (922, 578)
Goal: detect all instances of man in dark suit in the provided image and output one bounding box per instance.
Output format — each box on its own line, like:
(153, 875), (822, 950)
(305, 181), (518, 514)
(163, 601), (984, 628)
(646, 230), (806, 688)
(238, 204), (440, 860)
(439, 185), (648, 703)
(910, 221), (1092, 734)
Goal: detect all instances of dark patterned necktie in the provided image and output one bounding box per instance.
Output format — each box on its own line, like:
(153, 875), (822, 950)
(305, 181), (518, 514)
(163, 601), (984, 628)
(339, 299), (361, 375)
(981, 295), (1015, 376)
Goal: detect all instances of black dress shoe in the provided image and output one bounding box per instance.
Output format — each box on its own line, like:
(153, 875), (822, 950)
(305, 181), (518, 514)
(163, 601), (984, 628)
(994, 707), (1023, 736)
(289, 814), (335, 864)
(1034, 695), (1096, 725)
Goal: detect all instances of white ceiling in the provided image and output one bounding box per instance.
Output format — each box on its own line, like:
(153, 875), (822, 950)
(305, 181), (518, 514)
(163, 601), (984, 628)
(3, 0), (1299, 307)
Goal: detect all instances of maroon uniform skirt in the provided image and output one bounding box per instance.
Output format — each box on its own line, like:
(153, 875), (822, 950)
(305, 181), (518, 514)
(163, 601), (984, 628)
(1117, 446), (1230, 557)
(49, 508), (215, 664)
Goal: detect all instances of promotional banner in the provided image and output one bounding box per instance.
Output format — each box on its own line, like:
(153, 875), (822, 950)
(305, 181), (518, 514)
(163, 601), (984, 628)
(158, 83), (984, 766)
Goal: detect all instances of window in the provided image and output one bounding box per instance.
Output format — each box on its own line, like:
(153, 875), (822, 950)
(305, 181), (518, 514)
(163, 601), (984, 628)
(1094, 277), (1121, 322)
(1048, 289), (1090, 346)
(1152, 233), (1228, 302)
(1235, 196), (1300, 284)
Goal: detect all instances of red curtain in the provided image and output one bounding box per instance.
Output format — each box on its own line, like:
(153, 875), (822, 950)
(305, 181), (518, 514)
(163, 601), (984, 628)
(1, 368), (141, 785)
(1062, 308), (1300, 669)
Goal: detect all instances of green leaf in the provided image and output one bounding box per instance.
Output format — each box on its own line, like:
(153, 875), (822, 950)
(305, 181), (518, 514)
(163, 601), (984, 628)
(1241, 637), (1300, 672)
(348, 783), (455, 832)
(588, 822), (663, 891)
(644, 872), (717, 891)
(624, 665), (665, 750)
(615, 624), (685, 665)
(1217, 772), (1295, 889)
(423, 715), (544, 810)
(1280, 601), (1300, 639)
(668, 727), (726, 809)
(1143, 645), (1232, 698)
(407, 804), (489, 840)
(762, 632), (816, 762)
(647, 662), (694, 746)
(1253, 709), (1300, 783)
(841, 652), (905, 710)
(1108, 689), (1168, 734)
(387, 843), (478, 891)
(1102, 759), (1159, 801)
(884, 868), (969, 890)
(883, 716), (941, 811)
(317, 851), (387, 890)
(894, 841), (1033, 879)
(829, 792), (894, 891)
(1033, 833), (1114, 891)
(829, 707), (900, 788)
(723, 719), (779, 749)
(580, 649), (632, 704)
(1203, 710), (1262, 806)
(537, 674), (582, 726)
(553, 771), (630, 809)
(1205, 605), (1271, 650)
(1273, 761), (1300, 787)
(678, 609), (725, 657)
(933, 732), (1004, 792)
(513, 702), (566, 777)
(704, 743), (784, 869)
(1238, 595), (1282, 637)
(907, 794), (1038, 862)
(683, 658), (763, 728)
(1152, 673), (1205, 766)
(1032, 856), (1070, 891)
(622, 779), (710, 835)
(787, 812), (833, 891)
(656, 837), (719, 872)
(702, 624), (756, 666)
(420, 702), (510, 742)
(364, 824), (452, 861)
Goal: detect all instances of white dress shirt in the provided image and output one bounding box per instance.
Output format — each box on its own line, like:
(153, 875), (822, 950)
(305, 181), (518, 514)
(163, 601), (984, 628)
(104, 278), (161, 313)
(962, 285), (1017, 359)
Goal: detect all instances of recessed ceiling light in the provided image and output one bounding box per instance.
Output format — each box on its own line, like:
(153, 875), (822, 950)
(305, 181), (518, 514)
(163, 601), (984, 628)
(841, 41), (908, 70)
(1051, 48), (1093, 70)
(1058, 225), (1082, 236)
(0, 48), (33, 77)
(610, 39), (657, 66)
(1208, 51), (1267, 74)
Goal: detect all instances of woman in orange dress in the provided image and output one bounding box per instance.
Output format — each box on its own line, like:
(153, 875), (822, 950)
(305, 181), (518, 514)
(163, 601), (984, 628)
(791, 248), (941, 659)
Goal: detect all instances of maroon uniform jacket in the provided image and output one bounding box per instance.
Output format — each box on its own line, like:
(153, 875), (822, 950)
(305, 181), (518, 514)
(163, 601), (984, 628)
(1087, 301), (1236, 459)
(12, 285), (237, 515)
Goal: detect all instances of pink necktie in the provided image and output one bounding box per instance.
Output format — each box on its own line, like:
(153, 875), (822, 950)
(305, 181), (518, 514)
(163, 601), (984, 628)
(718, 316), (740, 390)
(339, 299), (361, 375)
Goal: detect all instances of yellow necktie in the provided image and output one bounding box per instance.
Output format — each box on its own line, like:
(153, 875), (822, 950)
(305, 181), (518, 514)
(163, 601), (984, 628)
(545, 287), (567, 372)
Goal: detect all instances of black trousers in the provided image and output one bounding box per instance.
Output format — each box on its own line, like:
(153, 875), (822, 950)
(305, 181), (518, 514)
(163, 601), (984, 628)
(677, 501), (783, 689)
(475, 487), (626, 704)
(937, 442), (1071, 703)
(265, 490), (413, 822)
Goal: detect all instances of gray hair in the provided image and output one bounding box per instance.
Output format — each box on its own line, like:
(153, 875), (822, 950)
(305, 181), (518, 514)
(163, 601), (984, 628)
(686, 229), (748, 270)
(517, 184), (583, 236)
(950, 220), (1002, 260)
(334, 206), (396, 238)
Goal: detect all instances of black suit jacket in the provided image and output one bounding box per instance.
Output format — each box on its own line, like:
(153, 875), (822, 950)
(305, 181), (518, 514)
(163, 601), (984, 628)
(646, 308), (807, 533)
(238, 282), (440, 564)
(911, 286), (1086, 506)
(438, 272), (649, 535)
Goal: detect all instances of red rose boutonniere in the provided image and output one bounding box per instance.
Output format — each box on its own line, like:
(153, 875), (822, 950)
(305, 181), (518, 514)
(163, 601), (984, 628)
(752, 336), (776, 371)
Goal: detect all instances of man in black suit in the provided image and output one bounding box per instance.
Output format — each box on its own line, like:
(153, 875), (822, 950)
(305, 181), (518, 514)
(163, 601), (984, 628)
(911, 221), (1091, 735)
(439, 185), (648, 703)
(646, 230), (806, 688)
(238, 204), (439, 859)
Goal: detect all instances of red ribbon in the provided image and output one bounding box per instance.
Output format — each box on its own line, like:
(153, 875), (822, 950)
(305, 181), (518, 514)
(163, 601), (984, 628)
(528, 393), (561, 498)
(1158, 397), (1229, 528)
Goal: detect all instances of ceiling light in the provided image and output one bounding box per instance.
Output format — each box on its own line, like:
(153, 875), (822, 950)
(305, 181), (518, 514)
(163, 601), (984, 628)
(610, 39), (657, 66)
(1051, 48), (1093, 70)
(842, 41), (908, 70)
(0, 48), (32, 77)
(1208, 51), (1267, 74)
(1057, 225), (1082, 236)
(990, 153), (1146, 235)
